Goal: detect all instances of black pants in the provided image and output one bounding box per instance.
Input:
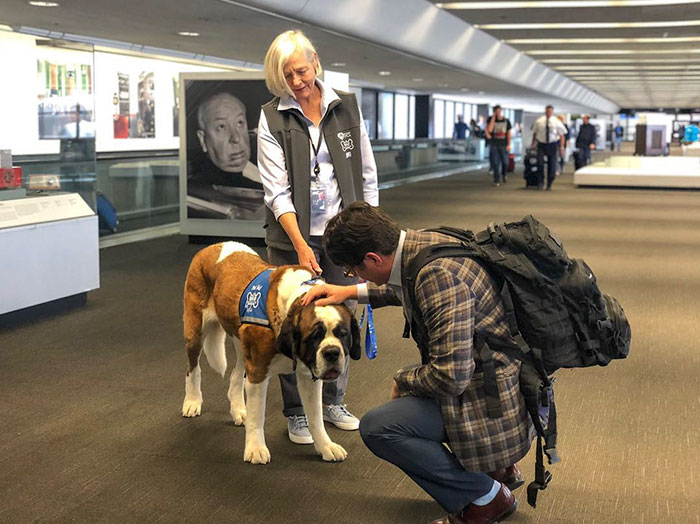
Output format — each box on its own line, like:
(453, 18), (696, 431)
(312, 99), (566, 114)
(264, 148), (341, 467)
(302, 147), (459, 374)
(536, 141), (558, 188)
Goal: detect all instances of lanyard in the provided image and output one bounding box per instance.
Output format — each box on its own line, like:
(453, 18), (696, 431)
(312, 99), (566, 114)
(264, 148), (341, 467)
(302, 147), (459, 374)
(305, 119), (325, 177)
(359, 304), (378, 360)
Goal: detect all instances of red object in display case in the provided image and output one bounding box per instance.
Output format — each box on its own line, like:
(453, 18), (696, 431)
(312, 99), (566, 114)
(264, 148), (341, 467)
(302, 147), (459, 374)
(0, 167), (22, 189)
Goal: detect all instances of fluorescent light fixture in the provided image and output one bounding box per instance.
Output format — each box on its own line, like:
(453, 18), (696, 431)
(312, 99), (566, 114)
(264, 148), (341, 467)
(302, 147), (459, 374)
(330, 62), (346, 67)
(508, 36), (700, 44)
(556, 65), (700, 70)
(475, 20), (700, 29)
(28, 1), (59, 5)
(528, 49), (700, 55)
(378, 71), (391, 76)
(177, 31), (199, 37)
(437, 0), (700, 8)
(542, 58), (700, 63)
(412, 78), (424, 81)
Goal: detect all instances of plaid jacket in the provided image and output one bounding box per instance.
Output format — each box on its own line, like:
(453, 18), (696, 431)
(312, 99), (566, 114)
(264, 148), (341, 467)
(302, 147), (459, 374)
(368, 229), (534, 472)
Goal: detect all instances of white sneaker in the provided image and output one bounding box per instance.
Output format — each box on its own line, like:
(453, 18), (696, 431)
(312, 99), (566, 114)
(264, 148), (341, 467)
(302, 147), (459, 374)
(287, 415), (313, 444)
(323, 404), (360, 431)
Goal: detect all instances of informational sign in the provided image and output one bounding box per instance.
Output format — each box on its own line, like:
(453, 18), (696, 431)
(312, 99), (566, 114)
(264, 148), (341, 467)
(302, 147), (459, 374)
(0, 192), (94, 230)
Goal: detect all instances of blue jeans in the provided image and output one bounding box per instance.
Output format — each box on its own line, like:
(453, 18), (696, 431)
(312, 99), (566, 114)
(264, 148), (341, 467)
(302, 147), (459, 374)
(489, 144), (508, 183)
(360, 396), (494, 513)
(615, 137), (622, 152)
(578, 146), (591, 165)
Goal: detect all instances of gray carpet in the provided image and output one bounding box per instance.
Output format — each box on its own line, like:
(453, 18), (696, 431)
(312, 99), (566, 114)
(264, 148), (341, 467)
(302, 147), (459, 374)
(1, 163), (699, 523)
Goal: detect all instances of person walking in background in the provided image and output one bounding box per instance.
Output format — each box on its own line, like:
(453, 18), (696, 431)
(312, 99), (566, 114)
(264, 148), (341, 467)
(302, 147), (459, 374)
(485, 105), (512, 186)
(531, 105), (567, 191)
(453, 114), (469, 140)
(575, 115), (597, 167)
(556, 114), (570, 175)
(614, 122), (624, 152)
(257, 29), (378, 444)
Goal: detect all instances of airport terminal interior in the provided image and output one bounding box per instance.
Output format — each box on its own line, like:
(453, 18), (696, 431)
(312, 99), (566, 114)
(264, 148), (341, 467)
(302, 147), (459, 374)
(1, 1), (700, 523)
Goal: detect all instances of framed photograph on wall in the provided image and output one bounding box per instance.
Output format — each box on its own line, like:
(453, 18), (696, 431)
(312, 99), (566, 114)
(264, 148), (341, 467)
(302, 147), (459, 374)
(179, 72), (271, 238)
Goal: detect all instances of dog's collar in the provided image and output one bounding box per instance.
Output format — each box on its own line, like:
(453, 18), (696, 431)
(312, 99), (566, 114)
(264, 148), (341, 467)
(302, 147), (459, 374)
(300, 276), (325, 287)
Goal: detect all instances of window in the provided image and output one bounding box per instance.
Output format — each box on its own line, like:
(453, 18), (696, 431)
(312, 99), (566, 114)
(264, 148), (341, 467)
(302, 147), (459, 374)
(394, 94), (409, 139)
(433, 99), (445, 139)
(445, 101), (455, 139)
(408, 95), (416, 139)
(378, 92), (394, 139)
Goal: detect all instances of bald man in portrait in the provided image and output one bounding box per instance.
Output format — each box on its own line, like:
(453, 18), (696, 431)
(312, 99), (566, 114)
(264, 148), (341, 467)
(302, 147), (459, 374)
(187, 90), (265, 220)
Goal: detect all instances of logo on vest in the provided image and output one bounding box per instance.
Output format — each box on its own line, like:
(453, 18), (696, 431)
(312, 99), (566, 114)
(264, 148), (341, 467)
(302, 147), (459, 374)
(244, 285), (263, 312)
(337, 131), (354, 153)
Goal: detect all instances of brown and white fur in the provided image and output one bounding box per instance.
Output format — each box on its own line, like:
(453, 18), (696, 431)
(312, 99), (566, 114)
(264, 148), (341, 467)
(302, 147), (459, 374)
(182, 241), (360, 464)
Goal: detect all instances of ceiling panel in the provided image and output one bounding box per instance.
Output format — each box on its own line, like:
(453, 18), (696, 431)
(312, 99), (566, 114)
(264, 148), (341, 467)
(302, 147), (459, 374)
(430, 0), (700, 107)
(0, 0), (617, 113)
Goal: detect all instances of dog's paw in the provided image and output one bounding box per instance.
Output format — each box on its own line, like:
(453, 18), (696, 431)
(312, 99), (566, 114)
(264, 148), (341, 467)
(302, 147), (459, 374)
(244, 444), (271, 465)
(182, 398), (202, 417)
(230, 407), (247, 426)
(318, 442), (347, 462)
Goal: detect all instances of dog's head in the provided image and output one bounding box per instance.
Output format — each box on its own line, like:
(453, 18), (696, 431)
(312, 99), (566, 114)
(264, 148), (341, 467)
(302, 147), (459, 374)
(276, 298), (361, 381)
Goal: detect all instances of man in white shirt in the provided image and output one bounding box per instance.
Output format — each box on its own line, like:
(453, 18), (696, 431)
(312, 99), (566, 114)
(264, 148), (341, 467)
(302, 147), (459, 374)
(530, 105), (567, 190)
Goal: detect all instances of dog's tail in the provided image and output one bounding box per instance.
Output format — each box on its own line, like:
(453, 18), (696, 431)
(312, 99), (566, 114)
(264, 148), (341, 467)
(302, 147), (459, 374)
(202, 309), (227, 377)
(184, 245), (227, 377)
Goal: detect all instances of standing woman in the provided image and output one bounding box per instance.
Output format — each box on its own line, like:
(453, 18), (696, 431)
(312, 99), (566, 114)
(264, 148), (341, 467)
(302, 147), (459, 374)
(257, 30), (379, 445)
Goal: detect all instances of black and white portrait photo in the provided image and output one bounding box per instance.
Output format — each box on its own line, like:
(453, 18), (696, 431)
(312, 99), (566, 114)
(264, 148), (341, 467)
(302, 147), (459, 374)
(183, 77), (270, 221)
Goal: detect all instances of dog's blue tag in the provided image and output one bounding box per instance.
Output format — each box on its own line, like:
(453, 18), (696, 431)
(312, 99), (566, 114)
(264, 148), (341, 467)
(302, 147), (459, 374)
(239, 269), (275, 328)
(359, 304), (378, 359)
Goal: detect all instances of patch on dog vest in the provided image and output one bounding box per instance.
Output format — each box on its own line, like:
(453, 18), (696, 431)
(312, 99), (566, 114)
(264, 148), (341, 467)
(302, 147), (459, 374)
(239, 269), (275, 328)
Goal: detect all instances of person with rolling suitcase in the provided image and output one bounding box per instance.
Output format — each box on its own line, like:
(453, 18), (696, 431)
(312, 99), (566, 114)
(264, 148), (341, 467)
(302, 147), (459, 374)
(575, 115), (597, 169)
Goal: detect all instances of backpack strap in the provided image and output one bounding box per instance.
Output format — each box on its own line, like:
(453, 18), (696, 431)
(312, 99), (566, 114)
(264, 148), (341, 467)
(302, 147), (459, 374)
(475, 334), (504, 419)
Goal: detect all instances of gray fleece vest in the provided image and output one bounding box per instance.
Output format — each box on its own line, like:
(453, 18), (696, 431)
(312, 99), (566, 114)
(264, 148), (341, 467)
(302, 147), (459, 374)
(262, 91), (365, 251)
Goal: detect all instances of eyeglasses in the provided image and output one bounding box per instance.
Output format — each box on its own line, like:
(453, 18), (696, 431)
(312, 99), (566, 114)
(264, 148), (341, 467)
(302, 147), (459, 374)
(342, 266), (358, 278)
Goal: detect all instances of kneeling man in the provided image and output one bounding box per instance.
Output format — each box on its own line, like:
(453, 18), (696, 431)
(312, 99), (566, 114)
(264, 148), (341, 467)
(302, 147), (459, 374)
(303, 202), (534, 524)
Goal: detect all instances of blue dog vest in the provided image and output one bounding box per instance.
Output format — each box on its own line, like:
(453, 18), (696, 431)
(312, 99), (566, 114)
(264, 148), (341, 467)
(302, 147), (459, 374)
(239, 269), (275, 328)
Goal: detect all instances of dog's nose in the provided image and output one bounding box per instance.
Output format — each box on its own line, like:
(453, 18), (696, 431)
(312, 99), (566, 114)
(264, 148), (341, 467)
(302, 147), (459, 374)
(323, 347), (341, 363)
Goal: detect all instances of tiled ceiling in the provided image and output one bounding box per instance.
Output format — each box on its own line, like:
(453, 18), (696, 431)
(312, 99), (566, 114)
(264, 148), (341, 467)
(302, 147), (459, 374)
(431, 0), (700, 109)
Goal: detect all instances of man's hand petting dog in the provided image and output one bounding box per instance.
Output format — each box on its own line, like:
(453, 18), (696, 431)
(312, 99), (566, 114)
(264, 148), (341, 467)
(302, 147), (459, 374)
(302, 284), (356, 306)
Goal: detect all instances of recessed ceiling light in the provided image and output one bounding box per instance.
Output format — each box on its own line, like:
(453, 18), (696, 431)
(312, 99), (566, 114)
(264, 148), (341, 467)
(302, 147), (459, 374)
(438, 0), (699, 8)
(378, 71), (391, 76)
(478, 91), (485, 95)
(438, 83), (449, 87)
(28, 1), (59, 6)
(412, 78), (424, 82)
(330, 62), (346, 67)
(475, 20), (700, 30)
(460, 88), (470, 91)
(177, 31), (199, 37)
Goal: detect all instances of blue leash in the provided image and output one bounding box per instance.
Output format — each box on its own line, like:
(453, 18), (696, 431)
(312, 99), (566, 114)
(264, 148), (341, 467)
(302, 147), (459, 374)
(359, 304), (378, 359)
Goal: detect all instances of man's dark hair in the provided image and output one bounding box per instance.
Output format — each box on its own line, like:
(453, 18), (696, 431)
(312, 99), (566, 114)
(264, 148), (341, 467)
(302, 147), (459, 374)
(493, 104), (502, 111)
(546, 105), (554, 110)
(323, 202), (400, 267)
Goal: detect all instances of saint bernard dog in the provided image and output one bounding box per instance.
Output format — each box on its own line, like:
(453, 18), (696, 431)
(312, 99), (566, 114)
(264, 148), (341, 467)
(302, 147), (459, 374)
(181, 241), (360, 465)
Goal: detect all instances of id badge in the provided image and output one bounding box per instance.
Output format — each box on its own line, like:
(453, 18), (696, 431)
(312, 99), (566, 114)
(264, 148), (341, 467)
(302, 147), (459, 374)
(311, 178), (327, 214)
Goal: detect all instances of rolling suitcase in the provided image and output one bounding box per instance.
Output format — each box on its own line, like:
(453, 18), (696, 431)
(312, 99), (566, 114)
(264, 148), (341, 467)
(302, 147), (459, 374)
(523, 149), (539, 188)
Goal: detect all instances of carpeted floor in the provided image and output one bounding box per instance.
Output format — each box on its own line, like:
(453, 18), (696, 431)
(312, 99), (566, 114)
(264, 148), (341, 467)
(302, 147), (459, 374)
(1, 162), (699, 524)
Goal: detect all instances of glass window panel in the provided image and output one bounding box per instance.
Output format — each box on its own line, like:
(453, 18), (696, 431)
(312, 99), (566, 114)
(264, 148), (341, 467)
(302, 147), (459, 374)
(378, 92), (394, 139)
(394, 94), (409, 140)
(445, 101), (454, 139)
(361, 89), (377, 140)
(434, 99), (445, 139)
(409, 95), (415, 139)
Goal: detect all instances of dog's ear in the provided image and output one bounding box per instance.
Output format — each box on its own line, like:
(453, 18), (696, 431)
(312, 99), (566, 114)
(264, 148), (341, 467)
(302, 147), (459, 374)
(277, 302), (301, 360)
(349, 313), (362, 361)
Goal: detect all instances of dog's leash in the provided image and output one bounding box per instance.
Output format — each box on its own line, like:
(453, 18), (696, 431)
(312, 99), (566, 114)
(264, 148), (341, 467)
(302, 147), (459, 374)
(359, 304), (378, 360)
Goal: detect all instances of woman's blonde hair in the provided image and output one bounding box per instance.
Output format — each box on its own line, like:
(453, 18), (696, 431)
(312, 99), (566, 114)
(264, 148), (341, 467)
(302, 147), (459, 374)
(264, 30), (322, 98)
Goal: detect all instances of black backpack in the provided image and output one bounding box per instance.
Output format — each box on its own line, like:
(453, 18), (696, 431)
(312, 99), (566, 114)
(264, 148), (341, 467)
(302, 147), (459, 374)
(405, 215), (631, 508)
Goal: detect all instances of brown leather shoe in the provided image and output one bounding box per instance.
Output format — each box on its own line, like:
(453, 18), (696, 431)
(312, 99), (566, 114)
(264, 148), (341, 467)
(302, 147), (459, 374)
(487, 464), (524, 491)
(428, 483), (517, 524)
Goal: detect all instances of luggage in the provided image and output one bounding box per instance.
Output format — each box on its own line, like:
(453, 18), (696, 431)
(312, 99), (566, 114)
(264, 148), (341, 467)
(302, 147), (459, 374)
(96, 191), (119, 234)
(507, 153), (515, 173)
(404, 216), (631, 508)
(523, 149), (539, 187)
